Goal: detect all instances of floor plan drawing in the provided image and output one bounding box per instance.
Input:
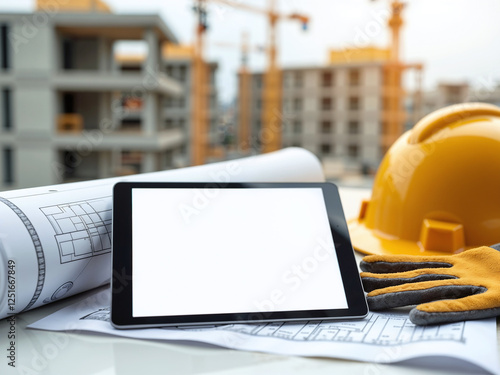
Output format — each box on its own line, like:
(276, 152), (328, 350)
(40, 197), (112, 264)
(80, 307), (111, 322)
(210, 313), (466, 345)
(179, 312), (467, 346)
(75, 308), (467, 346)
(29, 288), (499, 375)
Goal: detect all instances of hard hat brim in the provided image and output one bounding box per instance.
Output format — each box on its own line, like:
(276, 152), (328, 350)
(347, 218), (466, 256)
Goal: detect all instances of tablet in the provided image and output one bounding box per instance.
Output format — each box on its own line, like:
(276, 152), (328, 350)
(111, 182), (367, 329)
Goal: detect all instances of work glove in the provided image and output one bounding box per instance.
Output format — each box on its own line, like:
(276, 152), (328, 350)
(360, 246), (500, 325)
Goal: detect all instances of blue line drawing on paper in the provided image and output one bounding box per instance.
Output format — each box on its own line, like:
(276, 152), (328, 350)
(80, 307), (110, 321)
(77, 309), (467, 346)
(43, 281), (74, 303)
(40, 197), (112, 264)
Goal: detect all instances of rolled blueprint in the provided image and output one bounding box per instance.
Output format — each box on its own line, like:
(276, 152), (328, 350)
(0, 148), (323, 319)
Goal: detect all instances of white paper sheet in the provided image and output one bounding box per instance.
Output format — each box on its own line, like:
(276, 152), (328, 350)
(29, 288), (499, 375)
(0, 148), (323, 320)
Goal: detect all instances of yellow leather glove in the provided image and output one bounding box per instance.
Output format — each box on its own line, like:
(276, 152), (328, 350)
(360, 246), (500, 325)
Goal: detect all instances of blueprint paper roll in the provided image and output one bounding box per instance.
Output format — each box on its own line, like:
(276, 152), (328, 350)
(0, 148), (323, 319)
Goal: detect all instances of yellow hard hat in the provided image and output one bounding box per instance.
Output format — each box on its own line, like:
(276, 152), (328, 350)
(348, 103), (500, 256)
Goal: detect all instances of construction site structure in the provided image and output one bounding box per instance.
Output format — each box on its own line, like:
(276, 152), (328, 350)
(213, 33), (266, 153)
(192, 0), (309, 163)
(0, 1), (186, 190)
(238, 32), (253, 153)
(239, 1), (423, 171)
(36, 0), (111, 13)
(381, 0), (423, 152)
(260, 0), (282, 154)
(116, 43), (221, 166)
(240, 40), (424, 177)
(423, 82), (500, 115)
(191, 0), (210, 165)
(162, 43), (220, 162)
(330, 47), (390, 64)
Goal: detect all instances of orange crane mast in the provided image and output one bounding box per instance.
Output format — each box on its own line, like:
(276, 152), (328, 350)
(383, 0), (405, 151)
(238, 32), (252, 153)
(191, 0), (210, 166)
(380, 0), (423, 152)
(213, 33), (266, 153)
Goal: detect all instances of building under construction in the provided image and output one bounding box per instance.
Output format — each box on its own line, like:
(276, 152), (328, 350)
(239, 46), (421, 176)
(0, 0), (221, 190)
(117, 44), (221, 169)
(234, 1), (423, 177)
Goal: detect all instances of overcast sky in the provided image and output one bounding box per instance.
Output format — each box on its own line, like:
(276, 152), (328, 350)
(2, 0), (499, 103)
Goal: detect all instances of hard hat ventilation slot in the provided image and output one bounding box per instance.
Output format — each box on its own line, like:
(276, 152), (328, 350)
(358, 199), (369, 220)
(419, 219), (465, 253)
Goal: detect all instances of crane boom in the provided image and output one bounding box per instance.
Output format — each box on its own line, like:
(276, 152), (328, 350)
(210, 0), (309, 24)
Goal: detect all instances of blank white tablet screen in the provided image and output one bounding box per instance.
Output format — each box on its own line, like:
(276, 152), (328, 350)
(132, 188), (348, 317)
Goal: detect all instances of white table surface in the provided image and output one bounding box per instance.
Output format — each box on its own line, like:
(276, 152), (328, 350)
(0, 187), (498, 375)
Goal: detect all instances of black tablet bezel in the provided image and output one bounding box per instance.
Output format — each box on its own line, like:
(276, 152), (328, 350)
(111, 182), (367, 329)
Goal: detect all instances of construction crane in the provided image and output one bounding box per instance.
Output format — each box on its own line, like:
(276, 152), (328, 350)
(379, 0), (423, 151)
(238, 32), (257, 153)
(192, 0), (309, 164)
(191, 0), (210, 166)
(383, 0), (405, 151)
(211, 0), (309, 153)
(212, 33), (266, 152)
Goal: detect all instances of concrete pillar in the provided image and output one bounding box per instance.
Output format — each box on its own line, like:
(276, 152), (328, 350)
(0, 146), (5, 190)
(111, 91), (121, 130)
(141, 152), (156, 173)
(52, 27), (61, 73)
(19, 145), (59, 187)
(98, 92), (112, 131)
(142, 92), (158, 135)
(0, 89), (4, 130)
(12, 19), (52, 74)
(160, 150), (170, 170)
(98, 151), (111, 178)
(97, 37), (110, 72)
(143, 28), (159, 74)
(141, 29), (160, 136)
(111, 148), (122, 175)
(110, 51), (119, 75)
